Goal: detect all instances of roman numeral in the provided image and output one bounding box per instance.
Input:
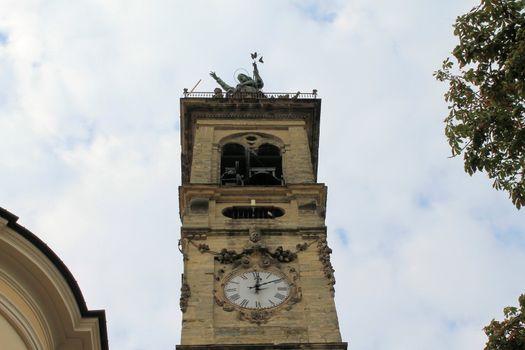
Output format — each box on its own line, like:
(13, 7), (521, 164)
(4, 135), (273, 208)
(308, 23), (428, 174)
(225, 288), (237, 292)
(255, 301), (261, 309)
(268, 300), (276, 306)
(240, 275), (248, 280)
(274, 293), (285, 300)
(230, 294), (240, 301)
(265, 272), (272, 279)
(240, 299), (249, 307)
(277, 287), (288, 291)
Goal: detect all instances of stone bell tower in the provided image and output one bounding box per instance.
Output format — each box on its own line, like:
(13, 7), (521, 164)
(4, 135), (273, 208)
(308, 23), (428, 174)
(176, 56), (347, 349)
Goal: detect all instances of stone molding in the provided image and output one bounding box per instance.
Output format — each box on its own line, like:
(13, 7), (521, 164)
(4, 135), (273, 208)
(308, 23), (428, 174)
(176, 342), (348, 350)
(0, 207), (108, 350)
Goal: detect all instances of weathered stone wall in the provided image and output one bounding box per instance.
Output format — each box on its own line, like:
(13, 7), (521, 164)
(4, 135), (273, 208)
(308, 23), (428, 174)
(179, 184), (341, 345)
(180, 229), (341, 345)
(179, 98), (343, 348)
(189, 119), (315, 185)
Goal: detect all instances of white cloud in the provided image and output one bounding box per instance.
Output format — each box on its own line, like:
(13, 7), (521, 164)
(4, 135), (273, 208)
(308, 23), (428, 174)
(1, 0), (524, 349)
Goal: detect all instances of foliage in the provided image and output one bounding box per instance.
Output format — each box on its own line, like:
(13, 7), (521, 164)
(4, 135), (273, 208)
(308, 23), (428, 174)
(435, 0), (525, 209)
(484, 294), (525, 349)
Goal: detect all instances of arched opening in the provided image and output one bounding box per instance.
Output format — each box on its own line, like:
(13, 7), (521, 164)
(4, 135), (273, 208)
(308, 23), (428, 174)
(220, 141), (283, 186)
(220, 143), (247, 185)
(245, 143), (283, 186)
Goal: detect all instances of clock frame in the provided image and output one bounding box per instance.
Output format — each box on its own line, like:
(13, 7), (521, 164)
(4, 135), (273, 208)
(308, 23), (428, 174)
(223, 268), (292, 310)
(213, 251), (302, 324)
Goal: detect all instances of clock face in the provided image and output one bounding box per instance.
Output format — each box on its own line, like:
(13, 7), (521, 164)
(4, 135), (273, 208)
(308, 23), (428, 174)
(223, 270), (291, 309)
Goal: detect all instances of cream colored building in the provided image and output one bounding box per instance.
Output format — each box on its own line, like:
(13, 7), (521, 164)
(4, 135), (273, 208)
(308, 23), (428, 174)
(0, 207), (108, 350)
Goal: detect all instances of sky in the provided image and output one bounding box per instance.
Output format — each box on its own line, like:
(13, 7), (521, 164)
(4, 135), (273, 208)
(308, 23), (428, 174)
(0, 0), (524, 349)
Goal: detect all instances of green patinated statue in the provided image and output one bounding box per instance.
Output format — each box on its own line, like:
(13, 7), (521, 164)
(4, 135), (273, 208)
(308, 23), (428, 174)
(210, 61), (264, 94)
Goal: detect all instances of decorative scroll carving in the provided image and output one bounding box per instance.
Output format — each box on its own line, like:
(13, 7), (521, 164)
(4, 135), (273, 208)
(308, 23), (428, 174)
(222, 304), (235, 312)
(214, 294), (224, 307)
(215, 249), (245, 264)
(197, 243), (210, 252)
(180, 235), (207, 260)
(288, 286), (303, 306)
(178, 239), (189, 261)
(188, 237), (318, 266)
(179, 274), (191, 312)
(240, 309), (271, 324)
(296, 242), (308, 251)
(318, 238), (336, 295)
(272, 246), (297, 263)
(219, 245), (296, 265)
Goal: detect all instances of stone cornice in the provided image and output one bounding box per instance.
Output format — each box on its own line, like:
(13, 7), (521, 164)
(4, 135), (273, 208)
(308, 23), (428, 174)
(178, 184), (327, 220)
(176, 343), (348, 349)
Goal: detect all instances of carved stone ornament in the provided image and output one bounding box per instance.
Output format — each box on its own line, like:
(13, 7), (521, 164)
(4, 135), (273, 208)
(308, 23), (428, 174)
(197, 243), (210, 252)
(240, 309), (271, 324)
(179, 274), (191, 313)
(209, 243), (303, 267)
(249, 227), (261, 243)
(287, 286), (303, 308)
(318, 238), (336, 295)
(180, 235), (209, 260)
(187, 233), (317, 266)
(214, 294), (224, 307)
(222, 304), (235, 312)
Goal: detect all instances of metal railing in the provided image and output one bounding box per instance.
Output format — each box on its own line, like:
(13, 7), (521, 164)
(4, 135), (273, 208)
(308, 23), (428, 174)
(182, 90), (318, 99)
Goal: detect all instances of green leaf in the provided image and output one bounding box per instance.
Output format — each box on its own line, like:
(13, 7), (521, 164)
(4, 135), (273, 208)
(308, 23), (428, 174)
(435, 0), (525, 210)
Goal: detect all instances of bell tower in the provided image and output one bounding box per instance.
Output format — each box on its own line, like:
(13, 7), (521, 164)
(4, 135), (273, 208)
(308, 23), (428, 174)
(177, 57), (347, 350)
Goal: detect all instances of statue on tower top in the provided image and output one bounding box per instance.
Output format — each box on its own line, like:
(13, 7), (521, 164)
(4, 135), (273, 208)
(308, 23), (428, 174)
(210, 52), (264, 95)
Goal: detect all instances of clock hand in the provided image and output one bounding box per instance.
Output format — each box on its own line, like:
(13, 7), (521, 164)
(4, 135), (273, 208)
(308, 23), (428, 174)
(253, 285), (268, 293)
(249, 273), (263, 293)
(259, 278), (282, 286)
(255, 272), (262, 285)
(248, 282), (265, 290)
(248, 278), (283, 289)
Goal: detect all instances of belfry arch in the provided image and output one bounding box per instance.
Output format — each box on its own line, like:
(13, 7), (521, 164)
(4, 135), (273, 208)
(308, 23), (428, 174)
(219, 133), (284, 186)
